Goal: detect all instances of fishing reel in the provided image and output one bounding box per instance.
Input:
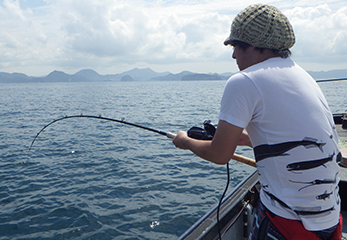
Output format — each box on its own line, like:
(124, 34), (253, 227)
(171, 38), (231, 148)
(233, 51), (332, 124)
(187, 120), (216, 140)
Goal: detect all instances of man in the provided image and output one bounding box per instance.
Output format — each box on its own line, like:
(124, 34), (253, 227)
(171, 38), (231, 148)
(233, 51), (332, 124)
(173, 4), (342, 240)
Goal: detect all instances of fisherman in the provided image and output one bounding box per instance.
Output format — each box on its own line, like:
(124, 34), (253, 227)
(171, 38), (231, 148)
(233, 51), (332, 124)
(173, 4), (342, 240)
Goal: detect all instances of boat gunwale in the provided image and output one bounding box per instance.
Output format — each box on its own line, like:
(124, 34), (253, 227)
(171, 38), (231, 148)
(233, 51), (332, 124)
(178, 170), (258, 240)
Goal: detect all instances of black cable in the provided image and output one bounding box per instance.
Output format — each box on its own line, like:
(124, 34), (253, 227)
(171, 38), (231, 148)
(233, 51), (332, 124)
(217, 162), (230, 240)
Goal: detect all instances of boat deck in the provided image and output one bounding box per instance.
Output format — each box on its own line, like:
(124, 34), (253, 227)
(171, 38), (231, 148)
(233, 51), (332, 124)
(341, 162), (347, 239)
(341, 169), (347, 239)
(338, 121), (347, 177)
(337, 122), (347, 239)
(337, 121), (347, 149)
(343, 210), (347, 239)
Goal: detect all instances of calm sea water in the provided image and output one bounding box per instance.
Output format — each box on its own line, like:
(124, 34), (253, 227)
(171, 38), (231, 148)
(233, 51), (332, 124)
(0, 80), (346, 240)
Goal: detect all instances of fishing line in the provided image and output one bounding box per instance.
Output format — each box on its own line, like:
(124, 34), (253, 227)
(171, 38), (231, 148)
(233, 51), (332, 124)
(29, 114), (175, 150)
(29, 115), (236, 238)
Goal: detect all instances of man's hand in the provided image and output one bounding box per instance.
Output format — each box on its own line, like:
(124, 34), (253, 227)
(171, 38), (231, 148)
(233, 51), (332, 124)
(172, 130), (190, 150)
(238, 130), (252, 147)
(172, 120), (244, 165)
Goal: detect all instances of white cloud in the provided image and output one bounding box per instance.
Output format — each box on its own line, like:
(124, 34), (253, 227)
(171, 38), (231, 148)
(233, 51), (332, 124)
(51, 1), (229, 61)
(284, 4), (347, 70)
(0, 0), (346, 75)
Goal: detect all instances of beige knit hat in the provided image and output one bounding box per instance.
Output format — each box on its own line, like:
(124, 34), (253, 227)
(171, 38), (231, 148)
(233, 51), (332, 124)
(224, 4), (295, 50)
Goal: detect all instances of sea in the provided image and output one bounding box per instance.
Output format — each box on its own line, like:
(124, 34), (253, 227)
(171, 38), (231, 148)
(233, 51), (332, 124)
(1, 80), (346, 240)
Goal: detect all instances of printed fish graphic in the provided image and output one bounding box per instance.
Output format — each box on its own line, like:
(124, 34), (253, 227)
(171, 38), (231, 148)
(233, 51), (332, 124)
(286, 153), (335, 172)
(316, 190), (333, 201)
(254, 137), (326, 161)
(264, 190), (335, 216)
(289, 137), (326, 151)
(289, 173), (338, 191)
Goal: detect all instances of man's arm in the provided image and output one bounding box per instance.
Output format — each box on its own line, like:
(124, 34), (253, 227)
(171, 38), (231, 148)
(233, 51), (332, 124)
(172, 120), (248, 165)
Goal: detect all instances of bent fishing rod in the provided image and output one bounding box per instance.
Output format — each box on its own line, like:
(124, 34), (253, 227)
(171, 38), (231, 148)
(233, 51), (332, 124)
(29, 114), (256, 167)
(29, 114), (175, 150)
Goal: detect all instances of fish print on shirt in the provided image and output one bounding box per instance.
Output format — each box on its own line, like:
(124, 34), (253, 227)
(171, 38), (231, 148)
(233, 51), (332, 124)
(255, 136), (340, 218)
(263, 190), (335, 216)
(253, 137), (325, 162)
(286, 153), (335, 172)
(316, 190), (334, 201)
(289, 173), (338, 191)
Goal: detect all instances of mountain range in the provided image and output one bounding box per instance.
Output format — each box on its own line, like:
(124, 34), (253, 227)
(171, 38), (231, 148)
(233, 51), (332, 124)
(1, 67), (347, 83)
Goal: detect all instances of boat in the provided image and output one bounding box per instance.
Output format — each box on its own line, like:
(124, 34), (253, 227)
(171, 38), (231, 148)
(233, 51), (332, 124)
(178, 113), (347, 240)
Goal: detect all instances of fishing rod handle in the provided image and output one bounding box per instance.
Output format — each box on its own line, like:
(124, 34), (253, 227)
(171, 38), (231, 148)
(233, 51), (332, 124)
(166, 132), (176, 139)
(232, 154), (257, 168)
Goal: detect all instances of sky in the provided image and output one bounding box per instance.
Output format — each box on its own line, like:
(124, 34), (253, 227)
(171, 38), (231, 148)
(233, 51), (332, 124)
(0, 0), (346, 76)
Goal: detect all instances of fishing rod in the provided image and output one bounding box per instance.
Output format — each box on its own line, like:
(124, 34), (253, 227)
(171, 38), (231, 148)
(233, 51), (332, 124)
(28, 114), (256, 167)
(28, 114), (176, 151)
(316, 77), (347, 82)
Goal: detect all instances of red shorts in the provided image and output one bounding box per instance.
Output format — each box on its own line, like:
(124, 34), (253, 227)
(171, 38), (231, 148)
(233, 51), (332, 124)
(249, 202), (342, 240)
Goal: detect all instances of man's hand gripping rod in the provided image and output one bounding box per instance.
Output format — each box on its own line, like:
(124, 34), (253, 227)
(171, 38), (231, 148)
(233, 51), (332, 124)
(165, 132), (256, 168)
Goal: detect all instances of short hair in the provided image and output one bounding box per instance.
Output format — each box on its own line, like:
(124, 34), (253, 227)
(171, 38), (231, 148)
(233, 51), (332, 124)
(230, 40), (292, 59)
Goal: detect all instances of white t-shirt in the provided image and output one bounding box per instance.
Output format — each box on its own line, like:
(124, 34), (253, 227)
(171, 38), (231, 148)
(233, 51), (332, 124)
(219, 57), (340, 231)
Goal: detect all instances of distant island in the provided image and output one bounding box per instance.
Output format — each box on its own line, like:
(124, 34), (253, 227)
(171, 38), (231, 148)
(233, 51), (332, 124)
(1, 67), (347, 83)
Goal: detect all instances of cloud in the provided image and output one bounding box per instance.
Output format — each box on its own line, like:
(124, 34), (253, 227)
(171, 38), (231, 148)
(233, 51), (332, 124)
(0, 0), (346, 75)
(56, 1), (138, 57)
(50, 0), (230, 63)
(0, 0), (57, 68)
(286, 4), (347, 65)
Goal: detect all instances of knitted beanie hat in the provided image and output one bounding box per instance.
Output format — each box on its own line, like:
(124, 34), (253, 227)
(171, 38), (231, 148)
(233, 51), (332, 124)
(224, 4), (295, 50)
